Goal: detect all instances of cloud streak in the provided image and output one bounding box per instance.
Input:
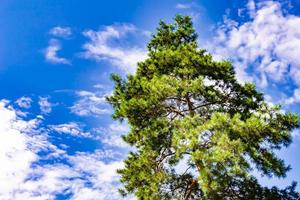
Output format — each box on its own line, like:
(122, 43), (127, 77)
(82, 24), (148, 73)
(176, 3), (191, 9)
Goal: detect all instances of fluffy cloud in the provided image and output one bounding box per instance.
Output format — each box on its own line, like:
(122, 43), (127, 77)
(0, 100), (50, 199)
(18, 152), (127, 200)
(15, 96), (32, 109)
(67, 152), (126, 200)
(82, 24), (148, 73)
(70, 90), (111, 117)
(45, 39), (70, 64)
(207, 1), (300, 104)
(39, 96), (53, 114)
(0, 99), (131, 199)
(49, 26), (72, 38)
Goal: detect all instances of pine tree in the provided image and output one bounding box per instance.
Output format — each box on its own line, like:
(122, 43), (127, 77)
(107, 15), (299, 199)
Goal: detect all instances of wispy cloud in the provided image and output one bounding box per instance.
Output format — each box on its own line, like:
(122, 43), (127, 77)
(49, 122), (92, 138)
(38, 96), (53, 114)
(67, 151), (125, 199)
(176, 3), (191, 9)
(15, 96), (32, 109)
(94, 122), (130, 148)
(70, 90), (111, 117)
(82, 24), (148, 73)
(285, 88), (300, 105)
(50, 120), (131, 150)
(247, 0), (256, 18)
(49, 26), (72, 38)
(207, 1), (300, 104)
(291, 129), (300, 139)
(44, 39), (70, 64)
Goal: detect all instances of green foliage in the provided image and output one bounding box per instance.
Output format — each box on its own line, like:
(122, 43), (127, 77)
(107, 15), (299, 199)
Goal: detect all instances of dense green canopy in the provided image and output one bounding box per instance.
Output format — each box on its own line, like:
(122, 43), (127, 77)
(107, 15), (299, 199)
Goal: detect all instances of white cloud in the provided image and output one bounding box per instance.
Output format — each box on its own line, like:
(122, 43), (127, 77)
(50, 121), (131, 149)
(285, 88), (300, 105)
(19, 164), (78, 199)
(95, 122), (130, 148)
(0, 100), (49, 199)
(69, 152), (124, 188)
(38, 96), (53, 114)
(45, 39), (70, 64)
(0, 99), (131, 199)
(18, 150), (128, 200)
(15, 96), (32, 109)
(247, 0), (256, 18)
(291, 129), (300, 139)
(176, 3), (191, 9)
(49, 26), (72, 38)
(207, 1), (300, 103)
(70, 90), (111, 117)
(82, 24), (147, 73)
(49, 119), (131, 150)
(93, 84), (105, 89)
(50, 122), (91, 138)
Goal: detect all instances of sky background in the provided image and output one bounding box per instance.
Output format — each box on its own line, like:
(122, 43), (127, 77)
(1, 0), (300, 199)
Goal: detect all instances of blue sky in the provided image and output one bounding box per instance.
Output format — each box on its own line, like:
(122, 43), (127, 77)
(1, 0), (300, 199)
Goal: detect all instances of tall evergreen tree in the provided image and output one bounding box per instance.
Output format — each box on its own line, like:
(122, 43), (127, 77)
(107, 15), (299, 199)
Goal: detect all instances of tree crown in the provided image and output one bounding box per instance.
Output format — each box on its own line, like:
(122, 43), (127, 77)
(108, 15), (299, 199)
